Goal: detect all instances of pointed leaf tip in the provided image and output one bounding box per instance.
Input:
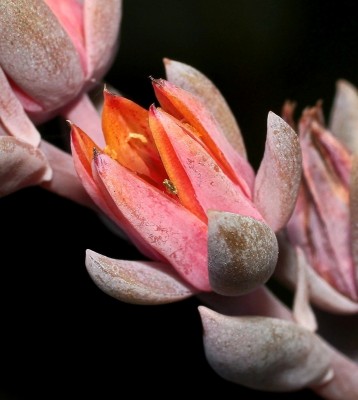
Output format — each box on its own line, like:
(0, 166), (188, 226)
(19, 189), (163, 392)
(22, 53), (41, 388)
(85, 249), (195, 305)
(198, 306), (333, 392)
(207, 210), (278, 296)
(254, 112), (302, 232)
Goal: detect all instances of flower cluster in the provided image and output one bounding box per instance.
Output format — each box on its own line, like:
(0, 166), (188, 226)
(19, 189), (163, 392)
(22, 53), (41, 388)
(1, 3), (357, 399)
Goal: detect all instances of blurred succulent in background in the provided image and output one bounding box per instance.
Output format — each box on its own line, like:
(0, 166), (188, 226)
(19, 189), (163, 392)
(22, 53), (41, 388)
(70, 59), (302, 302)
(0, 0), (122, 202)
(276, 80), (358, 320)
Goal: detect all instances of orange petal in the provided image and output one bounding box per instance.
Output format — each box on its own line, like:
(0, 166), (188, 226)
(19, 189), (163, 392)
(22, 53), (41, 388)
(102, 89), (167, 186)
(152, 78), (255, 196)
(150, 107), (263, 222)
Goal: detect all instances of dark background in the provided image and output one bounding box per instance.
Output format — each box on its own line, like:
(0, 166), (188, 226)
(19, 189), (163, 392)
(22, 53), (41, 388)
(2, 1), (358, 399)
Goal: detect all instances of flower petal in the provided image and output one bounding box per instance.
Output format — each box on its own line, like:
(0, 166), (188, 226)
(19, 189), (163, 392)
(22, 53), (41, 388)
(296, 120), (357, 300)
(199, 306), (333, 392)
(93, 152), (211, 291)
(207, 210), (278, 296)
(350, 155), (358, 285)
(329, 79), (358, 154)
(0, 136), (52, 196)
(149, 107), (263, 222)
(85, 249), (195, 305)
(275, 232), (358, 314)
(254, 112), (302, 232)
(152, 78), (255, 195)
(163, 58), (247, 158)
(0, 67), (40, 147)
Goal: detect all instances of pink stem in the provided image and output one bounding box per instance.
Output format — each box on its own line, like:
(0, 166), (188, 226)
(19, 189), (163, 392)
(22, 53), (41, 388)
(40, 139), (96, 210)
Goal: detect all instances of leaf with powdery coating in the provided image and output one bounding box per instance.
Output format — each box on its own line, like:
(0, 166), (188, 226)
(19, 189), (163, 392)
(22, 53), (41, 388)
(86, 249), (195, 305)
(0, 136), (52, 197)
(198, 306), (333, 392)
(0, 67), (40, 147)
(329, 80), (358, 154)
(254, 112), (302, 232)
(163, 58), (247, 159)
(207, 210), (278, 296)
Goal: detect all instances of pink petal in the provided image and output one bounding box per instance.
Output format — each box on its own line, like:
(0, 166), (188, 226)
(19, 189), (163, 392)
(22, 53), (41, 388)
(350, 155), (358, 285)
(275, 232), (358, 314)
(83, 0), (122, 81)
(0, 0), (84, 111)
(0, 136), (52, 196)
(0, 68), (40, 147)
(85, 249), (196, 305)
(329, 79), (358, 153)
(150, 107), (263, 222)
(199, 306), (333, 392)
(254, 112), (302, 232)
(163, 58), (247, 158)
(152, 78), (255, 195)
(207, 210), (278, 296)
(299, 122), (357, 300)
(93, 153), (211, 291)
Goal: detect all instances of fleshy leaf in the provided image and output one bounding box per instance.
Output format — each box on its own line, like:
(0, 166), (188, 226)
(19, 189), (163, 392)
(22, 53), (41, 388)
(207, 210), (278, 296)
(329, 79), (358, 154)
(83, 0), (122, 81)
(199, 306), (333, 392)
(85, 249), (195, 305)
(0, 136), (52, 196)
(0, 0), (84, 110)
(0, 67), (40, 147)
(163, 58), (247, 158)
(254, 112), (302, 232)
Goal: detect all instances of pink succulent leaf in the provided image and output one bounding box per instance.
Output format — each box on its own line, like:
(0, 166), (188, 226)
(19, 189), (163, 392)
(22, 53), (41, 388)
(198, 286), (293, 320)
(92, 152), (211, 291)
(275, 231), (358, 314)
(0, 136), (52, 196)
(292, 247), (318, 332)
(40, 140), (95, 209)
(83, 0), (122, 81)
(350, 155), (358, 283)
(150, 107), (263, 222)
(298, 120), (357, 300)
(207, 210), (278, 296)
(62, 93), (105, 147)
(199, 306), (333, 392)
(329, 79), (358, 154)
(85, 249), (196, 305)
(254, 111), (302, 232)
(0, 67), (40, 147)
(44, 0), (86, 72)
(163, 58), (247, 159)
(0, 0), (84, 111)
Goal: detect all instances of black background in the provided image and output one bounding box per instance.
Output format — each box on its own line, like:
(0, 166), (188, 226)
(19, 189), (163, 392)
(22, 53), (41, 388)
(2, 1), (358, 399)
